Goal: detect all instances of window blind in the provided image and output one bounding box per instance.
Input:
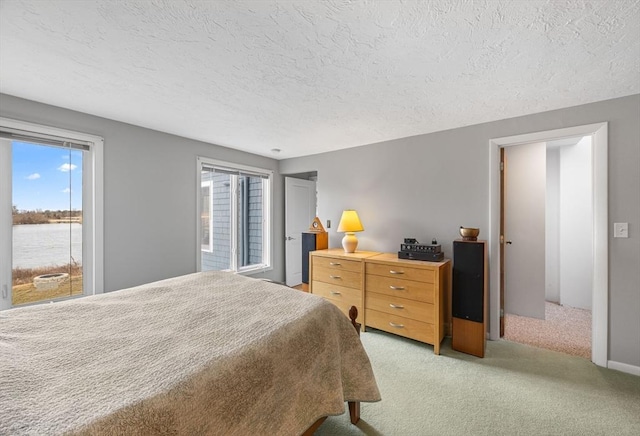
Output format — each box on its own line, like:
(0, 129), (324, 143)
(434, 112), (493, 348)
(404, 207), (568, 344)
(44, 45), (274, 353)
(0, 128), (91, 151)
(202, 166), (270, 180)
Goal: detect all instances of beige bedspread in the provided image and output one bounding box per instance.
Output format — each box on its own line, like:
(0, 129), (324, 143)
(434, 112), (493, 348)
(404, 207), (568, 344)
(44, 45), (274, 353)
(0, 271), (380, 435)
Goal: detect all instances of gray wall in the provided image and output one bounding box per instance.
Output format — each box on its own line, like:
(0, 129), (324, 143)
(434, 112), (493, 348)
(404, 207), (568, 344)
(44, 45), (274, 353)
(0, 93), (284, 291)
(280, 94), (640, 368)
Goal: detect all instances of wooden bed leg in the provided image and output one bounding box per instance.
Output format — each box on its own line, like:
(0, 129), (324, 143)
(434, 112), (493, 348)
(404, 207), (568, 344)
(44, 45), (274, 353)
(347, 306), (362, 425)
(348, 401), (360, 424)
(305, 308), (362, 434)
(349, 306), (361, 335)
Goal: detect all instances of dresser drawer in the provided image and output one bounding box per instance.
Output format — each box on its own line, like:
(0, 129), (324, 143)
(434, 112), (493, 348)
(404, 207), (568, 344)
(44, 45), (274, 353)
(365, 275), (435, 303)
(366, 262), (435, 283)
(313, 281), (361, 307)
(312, 266), (361, 289)
(365, 309), (434, 344)
(312, 256), (362, 273)
(366, 293), (435, 324)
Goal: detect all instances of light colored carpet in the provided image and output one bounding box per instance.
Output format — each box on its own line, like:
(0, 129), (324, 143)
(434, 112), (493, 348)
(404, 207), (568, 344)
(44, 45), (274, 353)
(316, 329), (640, 436)
(504, 302), (591, 359)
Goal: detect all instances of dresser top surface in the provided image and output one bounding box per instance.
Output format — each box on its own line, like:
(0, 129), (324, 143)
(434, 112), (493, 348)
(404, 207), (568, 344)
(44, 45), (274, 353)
(367, 252), (451, 268)
(310, 248), (380, 260)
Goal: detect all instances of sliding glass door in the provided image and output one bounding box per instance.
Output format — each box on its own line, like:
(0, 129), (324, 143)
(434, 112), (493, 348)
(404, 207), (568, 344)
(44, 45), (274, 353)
(1, 139), (85, 306)
(0, 118), (103, 310)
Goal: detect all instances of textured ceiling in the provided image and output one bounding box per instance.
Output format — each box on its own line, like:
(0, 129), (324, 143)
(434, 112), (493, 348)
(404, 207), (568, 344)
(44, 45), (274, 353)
(1, 0), (639, 159)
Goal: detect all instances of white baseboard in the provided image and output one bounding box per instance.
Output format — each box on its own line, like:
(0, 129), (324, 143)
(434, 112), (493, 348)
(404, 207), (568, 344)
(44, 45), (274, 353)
(607, 360), (640, 376)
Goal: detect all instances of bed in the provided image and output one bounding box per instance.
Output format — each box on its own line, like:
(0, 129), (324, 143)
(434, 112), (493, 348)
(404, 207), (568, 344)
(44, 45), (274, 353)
(0, 271), (380, 435)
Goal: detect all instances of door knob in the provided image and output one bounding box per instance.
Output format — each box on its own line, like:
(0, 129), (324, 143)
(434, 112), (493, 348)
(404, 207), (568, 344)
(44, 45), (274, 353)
(506, 240), (512, 245)
(286, 236), (296, 241)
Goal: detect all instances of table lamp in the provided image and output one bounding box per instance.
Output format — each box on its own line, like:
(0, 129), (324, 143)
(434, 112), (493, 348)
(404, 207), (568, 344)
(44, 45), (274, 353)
(337, 210), (364, 253)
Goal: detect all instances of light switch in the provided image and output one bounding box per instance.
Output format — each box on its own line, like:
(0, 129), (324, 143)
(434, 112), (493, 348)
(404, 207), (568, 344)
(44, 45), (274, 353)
(614, 223), (628, 238)
(326, 220), (331, 229)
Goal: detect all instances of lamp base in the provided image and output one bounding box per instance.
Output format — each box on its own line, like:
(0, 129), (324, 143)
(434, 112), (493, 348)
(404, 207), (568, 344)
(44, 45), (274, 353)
(342, 232), (359, 253)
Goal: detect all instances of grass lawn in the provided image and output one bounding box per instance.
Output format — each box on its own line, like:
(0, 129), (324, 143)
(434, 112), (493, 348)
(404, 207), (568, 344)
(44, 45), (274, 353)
(12, 275), (83, 306)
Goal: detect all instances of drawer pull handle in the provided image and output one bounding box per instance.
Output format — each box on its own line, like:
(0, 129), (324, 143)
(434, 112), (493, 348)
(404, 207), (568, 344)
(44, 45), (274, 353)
(389, 285), (405, 290)
(329, 275), (341, 279)
(389, 322), (405, 328)
(389, 270), (404, 275)
(389, 304), (404, 309)
(329, 262), (341, 266)
(330, 291), (341, 295)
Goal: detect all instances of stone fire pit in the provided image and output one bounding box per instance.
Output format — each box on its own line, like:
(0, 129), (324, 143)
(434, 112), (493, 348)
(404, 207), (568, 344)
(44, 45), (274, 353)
(33, 273), (69, 290)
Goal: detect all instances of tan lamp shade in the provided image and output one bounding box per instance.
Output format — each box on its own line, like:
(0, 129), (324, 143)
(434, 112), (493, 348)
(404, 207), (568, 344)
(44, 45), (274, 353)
(337, 210), (363, 252)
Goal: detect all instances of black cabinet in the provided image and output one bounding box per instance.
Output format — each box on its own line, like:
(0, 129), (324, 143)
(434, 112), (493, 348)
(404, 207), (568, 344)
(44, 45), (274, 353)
(302, 232), (328, 284)
(452, 240), (487, 357)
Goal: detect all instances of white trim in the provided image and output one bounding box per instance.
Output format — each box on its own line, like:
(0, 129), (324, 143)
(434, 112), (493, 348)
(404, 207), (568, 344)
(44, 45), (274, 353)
(264, 176), (273, 271)
(591, 124), (608, 368)
(489, 122), (608, 367)
(0, 117), (104, 300)
(607, 360), (640, 377)
(230, 177), (239, 271)
(200, 180), (213, 253)
(196, 158), (203, 272)
(0, 141), (12, 310)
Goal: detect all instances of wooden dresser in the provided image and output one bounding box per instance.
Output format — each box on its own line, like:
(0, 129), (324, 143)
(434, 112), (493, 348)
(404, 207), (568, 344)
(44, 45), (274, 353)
(364, 253), (451, 355)
(309, 248), (380, 328)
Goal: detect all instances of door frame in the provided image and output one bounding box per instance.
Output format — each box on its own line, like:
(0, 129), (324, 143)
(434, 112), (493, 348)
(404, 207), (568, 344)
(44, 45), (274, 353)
(489, 122), (608, 367)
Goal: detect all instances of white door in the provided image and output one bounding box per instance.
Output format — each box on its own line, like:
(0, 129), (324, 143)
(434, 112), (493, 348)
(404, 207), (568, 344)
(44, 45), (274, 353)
(504, 142), (546, 319)
(284, 177), (316, 286)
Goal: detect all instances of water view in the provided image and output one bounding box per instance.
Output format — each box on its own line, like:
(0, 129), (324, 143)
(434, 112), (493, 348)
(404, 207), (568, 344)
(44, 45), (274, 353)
(6, 139), (85, 306)
(13, 223), (82, 268)
(12, 222), (84, 306)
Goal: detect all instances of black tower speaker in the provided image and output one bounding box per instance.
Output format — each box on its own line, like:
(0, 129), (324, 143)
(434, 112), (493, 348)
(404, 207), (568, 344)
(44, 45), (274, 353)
(302, 232), (327, 284)
(452, 241), (485, 323)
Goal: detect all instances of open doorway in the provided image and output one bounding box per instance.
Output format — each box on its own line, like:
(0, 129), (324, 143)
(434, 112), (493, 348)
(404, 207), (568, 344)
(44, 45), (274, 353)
(489, 122), (608, 367)
(501, 137), (593, 359)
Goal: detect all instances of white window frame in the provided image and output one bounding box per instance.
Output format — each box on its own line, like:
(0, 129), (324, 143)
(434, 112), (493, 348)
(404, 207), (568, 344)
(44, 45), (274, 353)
(200, 180), (213, 252)
(197, 157), (272, 274)
(0, 117), (104, 309)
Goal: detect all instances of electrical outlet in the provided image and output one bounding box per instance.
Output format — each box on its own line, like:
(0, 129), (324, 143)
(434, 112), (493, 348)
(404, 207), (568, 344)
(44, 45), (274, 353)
(614, 223), (628, 238)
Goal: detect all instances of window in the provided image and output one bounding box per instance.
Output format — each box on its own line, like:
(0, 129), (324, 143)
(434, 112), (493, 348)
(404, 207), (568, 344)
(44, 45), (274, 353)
(198, 158), (271, 273)
(0, 117), (103, 310)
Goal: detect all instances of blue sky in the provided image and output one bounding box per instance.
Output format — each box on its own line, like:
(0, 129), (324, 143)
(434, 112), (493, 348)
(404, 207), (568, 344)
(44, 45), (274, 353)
(12, 141), (83, 212)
